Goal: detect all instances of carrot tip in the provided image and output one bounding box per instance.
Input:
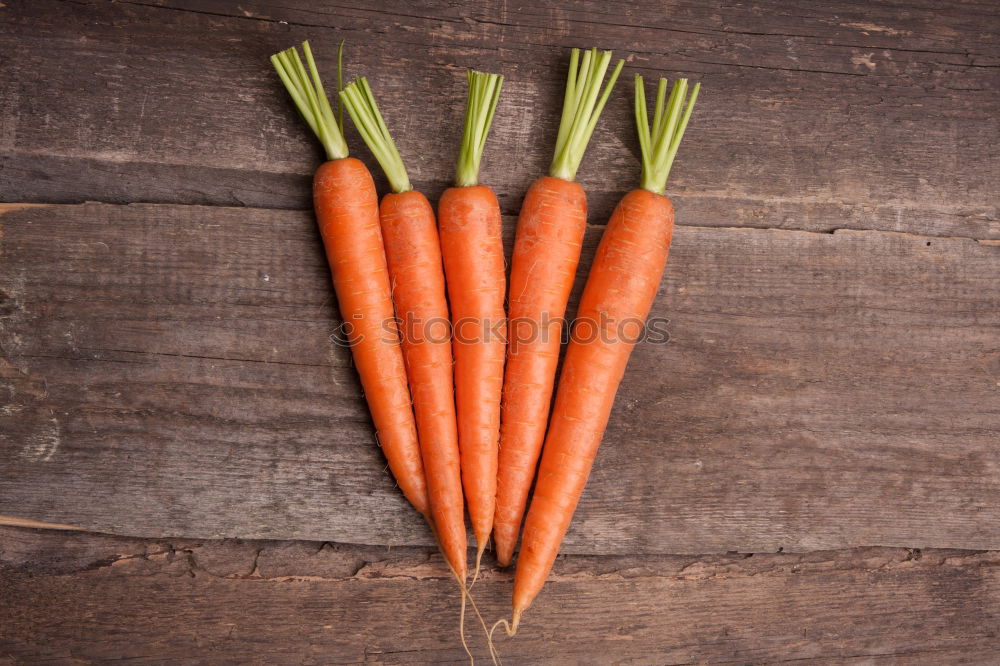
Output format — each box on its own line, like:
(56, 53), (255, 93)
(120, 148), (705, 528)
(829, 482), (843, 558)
(511, 609), (522, 635)
(470, 540), (488, 589)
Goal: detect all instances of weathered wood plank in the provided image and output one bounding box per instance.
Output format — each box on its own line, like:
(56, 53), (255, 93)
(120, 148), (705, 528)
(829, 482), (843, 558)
(1, 0), (997, 238)
(2, 526), (999, 664)
(2, 202), (998, 551)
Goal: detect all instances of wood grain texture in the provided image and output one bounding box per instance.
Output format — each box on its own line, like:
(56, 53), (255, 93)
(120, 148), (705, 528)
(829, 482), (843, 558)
(2, 202), (998, 551)
(2, 526), (999, 664)
(2, 2), (998, 660)
(1, 0), (997, 239)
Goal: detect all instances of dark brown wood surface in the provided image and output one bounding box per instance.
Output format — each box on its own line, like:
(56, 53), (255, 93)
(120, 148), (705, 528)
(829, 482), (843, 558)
(3, 202), (998, 551)
(3, 526), (1000, 664)
(2, 0), (999, 662)
(2, 0), (998, 238)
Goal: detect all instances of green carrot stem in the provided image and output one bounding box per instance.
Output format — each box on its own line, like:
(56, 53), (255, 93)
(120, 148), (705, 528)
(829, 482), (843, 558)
(336, 40), (346, 135)
(339, 77), (411, 194)
(455, 70), (504, 188)
(548, 47), (625, 182)
(634, 74), (700, 194)
(270, 41), (349, 161)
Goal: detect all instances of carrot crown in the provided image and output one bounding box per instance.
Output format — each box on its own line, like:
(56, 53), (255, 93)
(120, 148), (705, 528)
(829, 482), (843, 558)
(340, 77), (411, 193)
(270, 41), (349, 161)
(454, 70), (504, 188)
(634, 75), (701, 194)
(549, 48), (625, 182)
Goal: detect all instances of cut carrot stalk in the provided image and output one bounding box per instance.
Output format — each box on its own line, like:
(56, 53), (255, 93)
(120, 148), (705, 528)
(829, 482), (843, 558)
(270, 43), (429, 517)
(438, 71), (506, 572)
(508, 73), (700, 632)
(340, 77), (467, 582)
(494, 47), (624, 567)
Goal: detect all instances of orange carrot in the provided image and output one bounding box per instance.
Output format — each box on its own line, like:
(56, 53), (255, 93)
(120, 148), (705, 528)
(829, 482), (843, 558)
(509, 74), (700, 632)
(271, 43), (429, 517)
(340, 77), (466, 581)
(494, 48), (623, 566)
(438, 71), (506, 569)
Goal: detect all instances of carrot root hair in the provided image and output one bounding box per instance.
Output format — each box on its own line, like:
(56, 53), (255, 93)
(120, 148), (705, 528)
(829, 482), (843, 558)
(488, 607), (522, 641)
(459, 589), (472, 664)
(451, 561), (501, 665)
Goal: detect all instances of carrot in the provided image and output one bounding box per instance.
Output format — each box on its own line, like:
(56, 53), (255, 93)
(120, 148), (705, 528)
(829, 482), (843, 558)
(339, 77), (466, 582)
(508, 74), (700, 632)
(270, 43), (429, 517)
(494, 47), (624, 567)
(438, 71), (505, 570)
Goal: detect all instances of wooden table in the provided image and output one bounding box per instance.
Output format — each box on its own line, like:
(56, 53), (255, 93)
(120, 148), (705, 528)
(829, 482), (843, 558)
(2, 0), (998, 662)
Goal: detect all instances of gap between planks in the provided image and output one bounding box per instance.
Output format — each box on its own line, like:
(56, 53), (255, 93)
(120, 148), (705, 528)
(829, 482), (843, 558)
(2, 200), (997, 245)
(2, 524), (997, 581)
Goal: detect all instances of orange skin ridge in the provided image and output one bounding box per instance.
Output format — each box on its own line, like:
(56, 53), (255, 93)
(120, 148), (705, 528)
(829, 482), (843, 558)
(494, 176), (588, 566)
(438, 184), (507, 559)
(379, 190), (467, 580)
(313, 158), (430, 517)
(513, 188), (674, 624)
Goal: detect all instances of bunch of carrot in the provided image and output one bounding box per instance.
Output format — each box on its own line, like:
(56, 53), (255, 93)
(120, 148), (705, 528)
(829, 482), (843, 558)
(271, 41), (699, 649)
